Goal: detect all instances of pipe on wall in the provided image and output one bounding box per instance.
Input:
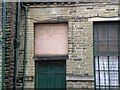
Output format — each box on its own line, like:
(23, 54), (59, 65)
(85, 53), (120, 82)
(21, 3), (28, 90)
(1, 0), (6, 90)
(14, 0), (21, 90)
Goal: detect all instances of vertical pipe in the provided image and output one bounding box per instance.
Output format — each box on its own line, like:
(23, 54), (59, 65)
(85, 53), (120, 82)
(1, 0), (6, 90)
(14, 0), (20, 90)
(21, 3), (28, 90)
(93, 23), (96, 90)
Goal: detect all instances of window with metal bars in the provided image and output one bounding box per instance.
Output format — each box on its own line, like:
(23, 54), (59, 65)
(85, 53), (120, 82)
(93, 21), (120, 90)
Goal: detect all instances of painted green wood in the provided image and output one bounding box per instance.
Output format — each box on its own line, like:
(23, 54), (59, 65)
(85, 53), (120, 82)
(36, 61), (66, 89)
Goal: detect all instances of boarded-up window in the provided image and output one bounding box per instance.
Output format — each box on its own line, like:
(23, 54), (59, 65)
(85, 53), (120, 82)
(35, 23), (68, 56)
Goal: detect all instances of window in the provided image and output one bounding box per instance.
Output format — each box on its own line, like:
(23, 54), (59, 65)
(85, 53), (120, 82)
(93, 21), (120, 89)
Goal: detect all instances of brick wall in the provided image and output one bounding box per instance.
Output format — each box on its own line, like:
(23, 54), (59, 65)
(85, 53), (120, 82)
(25, 2), (118, 89)
(4, 2), (17, 89)
(0, 1), (118, 89)
(0, 2), (2, 89)
(3, 2), (25, 88)
(17, 8), (25, 87)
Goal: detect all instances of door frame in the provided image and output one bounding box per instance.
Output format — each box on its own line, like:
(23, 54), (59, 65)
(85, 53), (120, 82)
(35, 60), (66, 89)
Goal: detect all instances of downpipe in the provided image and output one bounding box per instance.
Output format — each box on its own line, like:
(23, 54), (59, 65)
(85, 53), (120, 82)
(13, 0), (21, 90)
(1, 0), (6, 90)
(21, 3), (28, 90)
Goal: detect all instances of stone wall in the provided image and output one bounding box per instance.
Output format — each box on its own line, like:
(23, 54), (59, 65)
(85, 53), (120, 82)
(25, 2), (118, 89)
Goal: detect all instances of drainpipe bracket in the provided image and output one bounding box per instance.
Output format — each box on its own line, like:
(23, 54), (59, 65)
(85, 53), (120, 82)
(2, 44), (5, 48)
(14, 38), (20, 49)
(2, 36), (6, 39)
(23, 61), (27, 63)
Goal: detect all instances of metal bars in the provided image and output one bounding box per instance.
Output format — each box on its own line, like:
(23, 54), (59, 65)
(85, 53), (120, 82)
(93, 21), (120, 90)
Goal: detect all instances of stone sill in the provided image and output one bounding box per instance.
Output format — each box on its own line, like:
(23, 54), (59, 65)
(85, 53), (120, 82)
(66, 75), (94, 81)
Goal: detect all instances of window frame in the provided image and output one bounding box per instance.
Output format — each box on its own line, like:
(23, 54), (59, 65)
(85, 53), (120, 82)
(93, 21), (120, 89)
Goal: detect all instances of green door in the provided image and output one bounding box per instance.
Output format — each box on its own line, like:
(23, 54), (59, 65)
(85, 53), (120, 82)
(35, 60), (66, 89)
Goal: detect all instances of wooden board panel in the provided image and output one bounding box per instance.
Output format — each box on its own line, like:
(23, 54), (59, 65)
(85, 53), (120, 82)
(35, 23), (68, 56)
